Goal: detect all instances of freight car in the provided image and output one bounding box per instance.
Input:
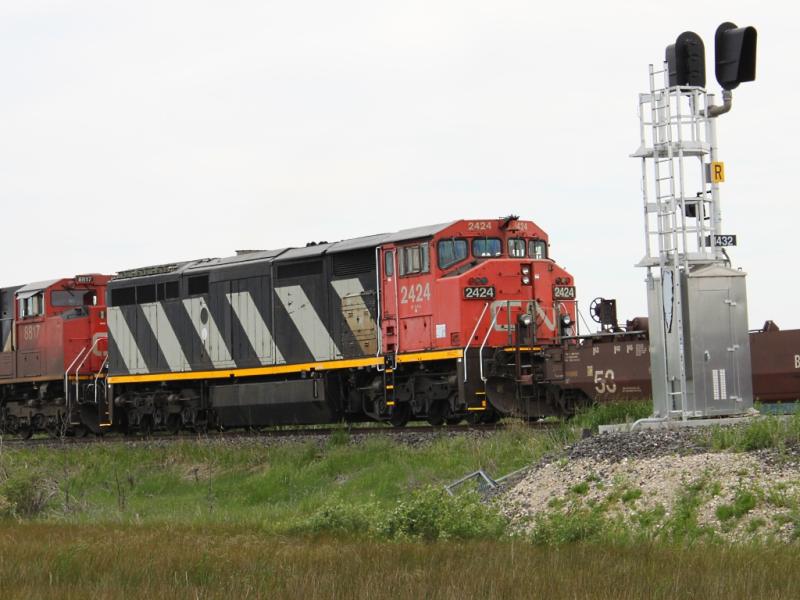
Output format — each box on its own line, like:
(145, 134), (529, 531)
(551, 298), (800, 407)
(104, 217), (578, 433)
(0, 275), (112, 437)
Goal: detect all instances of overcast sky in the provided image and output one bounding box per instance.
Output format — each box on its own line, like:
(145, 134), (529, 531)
(0, 1), (793, 329)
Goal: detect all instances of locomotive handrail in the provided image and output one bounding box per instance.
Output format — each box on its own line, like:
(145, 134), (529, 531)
(479, 306), (501, 382)
(560, 330), (647, 341)
(64, 344), (89, 415)
(463, 302), (490, 382)
(374, 246), (383, 369)
(73, 336), (103, 405)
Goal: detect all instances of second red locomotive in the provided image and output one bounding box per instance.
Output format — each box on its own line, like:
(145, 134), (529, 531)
(0, 275), (112, 437)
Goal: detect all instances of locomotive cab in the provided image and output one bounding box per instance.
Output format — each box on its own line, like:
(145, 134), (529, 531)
(377, 217), (578, 423)
(0, 275), (112, 437)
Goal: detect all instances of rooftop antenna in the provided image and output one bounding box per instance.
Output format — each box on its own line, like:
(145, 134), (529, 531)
(632, 23), (757, 420)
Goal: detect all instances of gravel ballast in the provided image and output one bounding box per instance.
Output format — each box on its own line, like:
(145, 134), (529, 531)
(499, 428), (800, 543)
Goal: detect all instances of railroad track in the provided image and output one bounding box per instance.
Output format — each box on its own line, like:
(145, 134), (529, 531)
(0, 420), (563, 448)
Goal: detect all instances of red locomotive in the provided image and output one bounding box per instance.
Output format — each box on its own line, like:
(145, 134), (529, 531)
(0, 275), (112, 437)
(102, 216), (577, 432)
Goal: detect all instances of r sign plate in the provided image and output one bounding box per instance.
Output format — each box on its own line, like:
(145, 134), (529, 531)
(553, 285), (576, 300)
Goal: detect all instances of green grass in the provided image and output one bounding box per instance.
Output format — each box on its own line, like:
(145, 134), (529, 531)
(2, 523), (800, 599)
(716, 490), (758, 523)
(0, 426), (573, 536)
(572, 400), (652, 431)
(701, 410), (800, 452)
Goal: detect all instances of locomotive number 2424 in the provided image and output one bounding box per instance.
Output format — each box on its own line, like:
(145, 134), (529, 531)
(400, 283), (431, 304)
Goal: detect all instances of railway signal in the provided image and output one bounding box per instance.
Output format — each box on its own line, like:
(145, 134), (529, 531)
(715, 22), (757, 90)
(666, 31), (706, 88)
(632, 23), (758, 421)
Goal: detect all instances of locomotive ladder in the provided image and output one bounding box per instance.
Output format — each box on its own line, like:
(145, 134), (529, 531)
(64, 338), (111, 429)
(64, 344), (89, 426)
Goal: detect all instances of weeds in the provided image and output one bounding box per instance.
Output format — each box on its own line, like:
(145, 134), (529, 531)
(716, 490), (758, 523)
(528, 505), (608, 544)
(3, 524), (800, 599)
(702, 408), (800, 452)
(572, 401), (652, 431)
(0, 470), (54, 517)
(621, 488), (642, 504)
(0, 428), (559, 534)
(570, 482), (590, 495)
(380, 486), (508, 540)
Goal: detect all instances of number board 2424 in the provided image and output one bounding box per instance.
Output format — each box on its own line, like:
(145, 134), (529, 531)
(463, 286), (496, 300)
(553, 286), (576, 300)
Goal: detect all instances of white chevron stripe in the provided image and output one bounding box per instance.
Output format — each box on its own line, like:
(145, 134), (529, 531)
(108, 307), (147, 374)
(226, 291), (284, 364)
(330, 278), (366, 300)
(142, 303), (188, 372)
(182, 297), (233, 368)
(275, 285), (341, 361)
(330, 278), (377, 354)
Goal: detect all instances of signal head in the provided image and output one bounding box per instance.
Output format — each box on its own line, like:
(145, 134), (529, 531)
(715, 22), (757, 90)
(666, 31), (706, 88)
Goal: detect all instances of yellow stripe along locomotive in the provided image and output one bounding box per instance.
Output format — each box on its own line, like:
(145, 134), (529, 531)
(103, 216), (578, 433)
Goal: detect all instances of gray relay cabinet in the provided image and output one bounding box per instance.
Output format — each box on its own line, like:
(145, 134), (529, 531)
(647, 265), (752, 418)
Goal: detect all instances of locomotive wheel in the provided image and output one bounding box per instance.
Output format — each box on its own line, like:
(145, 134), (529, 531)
(465, 412), (482, 425)
(166, 414), (181, 435)
(140, 415), (154, 437)
(389, 404), (410, 428)
(480, 406), (501, 424)
(18, 426), (33, 440)
(72, 425), (89, 438)
(426, 401), (446, 427)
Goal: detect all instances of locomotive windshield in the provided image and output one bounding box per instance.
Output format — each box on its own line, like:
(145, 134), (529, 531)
(437, 238), (468, 269)
(508, 239), (526, 257)
(529, 239), (547, 259)
(472, 238), (502, 258)
(51, 289), (97, 307)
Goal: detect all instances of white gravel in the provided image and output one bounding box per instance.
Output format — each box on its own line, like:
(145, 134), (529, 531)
(499, 431), (800, 543)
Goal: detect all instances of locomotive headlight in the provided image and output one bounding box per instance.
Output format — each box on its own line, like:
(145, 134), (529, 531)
(561, 314), (572, 327)
(519, 313), (533, 327)
(521, 266), (530, 275)
(521, 275), (531, 285)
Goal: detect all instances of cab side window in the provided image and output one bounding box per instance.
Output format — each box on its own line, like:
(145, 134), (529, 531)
(398, 243), (430, 276)
(18, 293), (44, 319)
(384, 250), (395, 277)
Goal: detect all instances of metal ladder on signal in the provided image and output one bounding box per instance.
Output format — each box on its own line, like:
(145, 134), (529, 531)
(640, 64), (693, 412)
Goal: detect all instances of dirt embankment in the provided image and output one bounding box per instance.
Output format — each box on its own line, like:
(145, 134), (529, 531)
(499, 429), (800, 543)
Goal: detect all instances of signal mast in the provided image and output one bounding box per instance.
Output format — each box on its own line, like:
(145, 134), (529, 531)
(632, 23), (758, 419)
